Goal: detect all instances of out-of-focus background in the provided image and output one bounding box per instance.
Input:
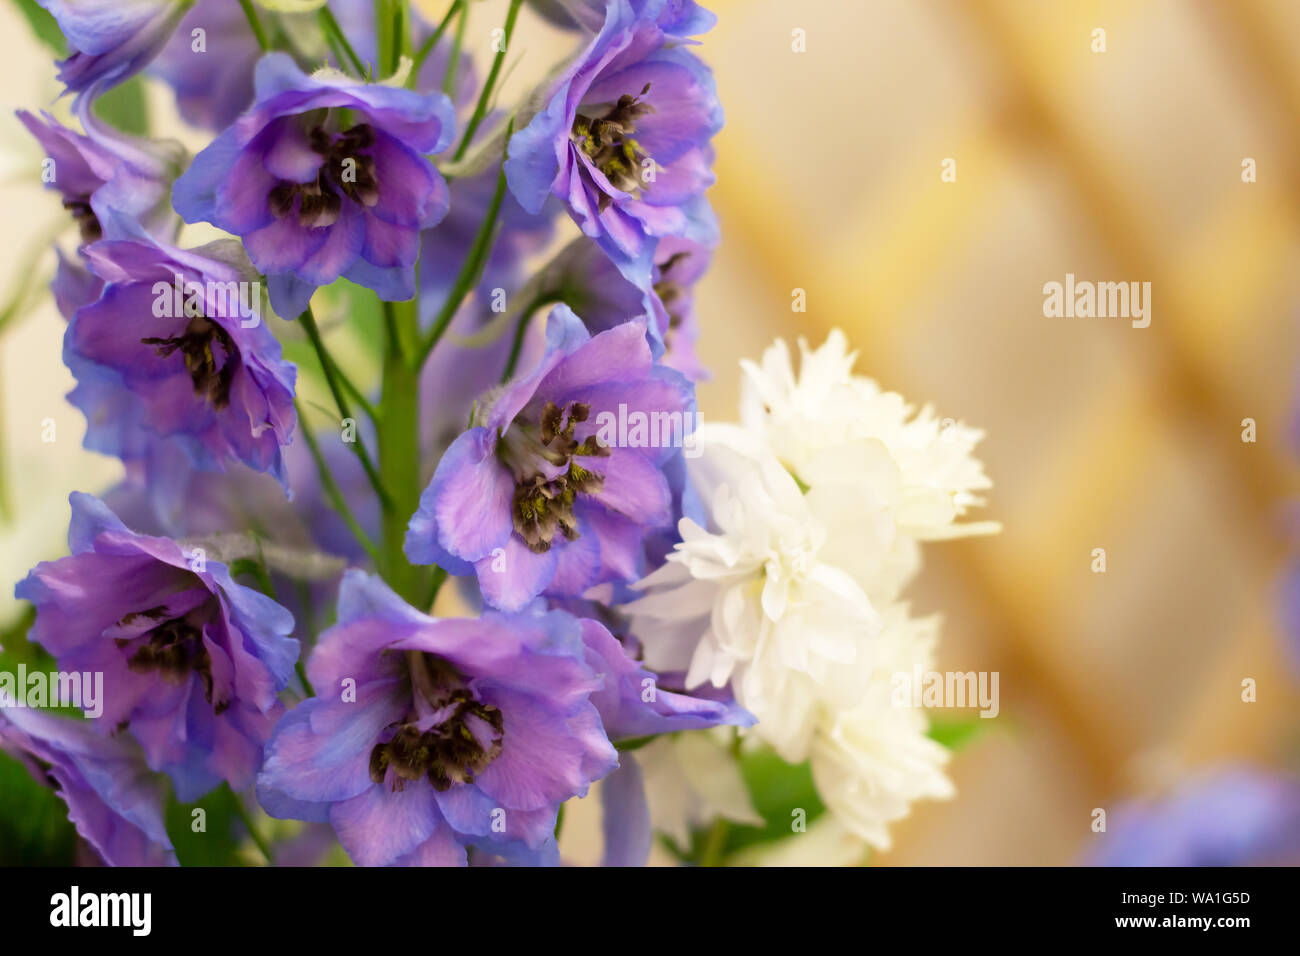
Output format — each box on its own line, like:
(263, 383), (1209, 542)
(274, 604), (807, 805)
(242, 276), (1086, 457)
(3, 0), (1300, 865)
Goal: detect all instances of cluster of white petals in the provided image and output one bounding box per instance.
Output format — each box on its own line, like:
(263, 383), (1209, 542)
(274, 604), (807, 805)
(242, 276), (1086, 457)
(625, 330), (997, 852)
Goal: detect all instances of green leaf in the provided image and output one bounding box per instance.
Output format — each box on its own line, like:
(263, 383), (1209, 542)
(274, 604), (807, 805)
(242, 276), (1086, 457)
(11, 0), (67, 55)
(681, 747), (828, 861)
(0, 751), (78, 865)
(165, 785), (246, 866)
(927, 715), (991, 751)
(92, 76), (149, 137)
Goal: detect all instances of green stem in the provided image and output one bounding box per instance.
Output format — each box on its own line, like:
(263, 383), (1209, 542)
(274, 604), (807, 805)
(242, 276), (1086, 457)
(454, 0), (524, 161)
(229, 787), (274, 865)
(442, 1), (469, 98)
(238, 0), (271, 51)
(249, 535), (278, 599)
(416, 134), (512, 369)
(298, 307), (390, 509)
(698, 818), (730, 868)
(409, 1), (462, 88)
(319, 5), (367, 76)
(295, 661), (315, 698)
(294, 399), (383, 565)
(392, 0), (411, 74)
(502, 295), (557, 382)
(377, 300), (425, 605)
(331, 361), (378, 423)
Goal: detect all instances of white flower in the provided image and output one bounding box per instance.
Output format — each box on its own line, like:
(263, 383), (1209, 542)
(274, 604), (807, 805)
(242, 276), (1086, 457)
(625, 329), (995, 854)
(624, 423), (882, 761)
(740, 329), (999, 554)
(635, 732), (763, 850)
(809, 605), (955, 850)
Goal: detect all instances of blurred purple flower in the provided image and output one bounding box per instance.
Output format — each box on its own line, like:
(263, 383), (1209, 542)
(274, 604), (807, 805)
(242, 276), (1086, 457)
(38, 0), (188, 99)
(1084, 767), (1300, 866)
(150, 0), (264, 131)
(17, 105), (184, 243)
(0, 707), (176, 866)
(152, 0), (473, 132)
(405, 307), (695, 612)
(256, 571), (617, 866)
(530, 0), (716, 37)
(51, 248), (104, 320)
(536, 235), (710, 378)
(15, 493), (299, 800)
(173, 53), (455, 318)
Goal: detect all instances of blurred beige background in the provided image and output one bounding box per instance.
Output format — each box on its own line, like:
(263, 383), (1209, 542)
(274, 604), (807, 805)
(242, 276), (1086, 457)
(3, 0), (1300, 865)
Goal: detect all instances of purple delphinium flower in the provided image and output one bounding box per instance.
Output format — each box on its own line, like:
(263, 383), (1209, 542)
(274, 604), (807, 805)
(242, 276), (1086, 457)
(536, 608), (750, 865)
(0, 707), (177, 866)
(405, 306), (696, 612)
(64, 218), (298, 488)
(1280, 553), (1300, 678)
(419, 302), (546, 460)
(17, 105), (184, 244)
(1084, 767), (1300, 866)
(52, 248), (104, 320)
(151, 0), (473, 132)
(15, 493), (299, 801)
(505, 0), (721, 293)
(173, 53), (455, 319)
(530, 0), (716, 37)
(580, 615), (750, 741)
(256, 570), (617, 866)
(149, 0), (264, 131)
(536, 235), (710, 378)
(38, 0), (189, 100)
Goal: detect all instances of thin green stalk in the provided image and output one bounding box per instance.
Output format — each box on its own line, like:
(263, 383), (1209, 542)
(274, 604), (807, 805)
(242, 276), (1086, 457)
(319, 4), (367, 76)
(333, 363), (378, 423)
(321, 27), (349, 73)
(295, 661), (315, 698)
(409, 1), (462, 88)
(442, 1), (469, 98)
(298, 307), (390, 509)
(238, 0), (271, 51)
(294, 399), (383, 565)
(377, 300), (425, 605)
(391, 0), (410, 74)
(249, 535), (278, 599)
(416, 134), (512, 368)
(455, 0), (524, 161)
(229, 786), (275, 865)
(502, 295), (557, 382)
(698, 818), (730, 867)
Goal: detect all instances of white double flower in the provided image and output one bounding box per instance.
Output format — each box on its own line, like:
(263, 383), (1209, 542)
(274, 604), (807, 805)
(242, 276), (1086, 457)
(625, 330), (998, 852)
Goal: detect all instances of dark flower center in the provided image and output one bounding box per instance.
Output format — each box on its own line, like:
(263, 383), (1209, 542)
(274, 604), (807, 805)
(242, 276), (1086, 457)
(501, 400), (610, 553)
(141, 314), (237, 410)
(654, 250), (693, 332)
(268, 123), (379, 229)
(115, 604), (226, 714)
(571, 83), (655, 207)
(62, 196), (102, 243)
(369, 653), (504, 792)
